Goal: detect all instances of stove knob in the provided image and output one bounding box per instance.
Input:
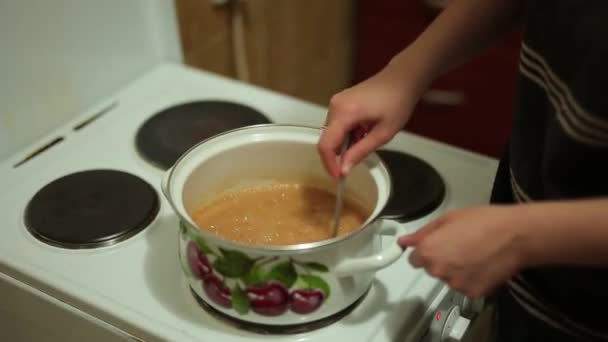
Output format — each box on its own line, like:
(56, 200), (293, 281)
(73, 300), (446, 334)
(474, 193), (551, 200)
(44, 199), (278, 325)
(461, 297), (485, 317)
(441, 306), (470, 341)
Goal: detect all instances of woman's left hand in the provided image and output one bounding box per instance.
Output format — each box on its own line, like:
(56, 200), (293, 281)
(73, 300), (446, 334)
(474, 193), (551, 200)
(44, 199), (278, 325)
(398, 205), (529, 298)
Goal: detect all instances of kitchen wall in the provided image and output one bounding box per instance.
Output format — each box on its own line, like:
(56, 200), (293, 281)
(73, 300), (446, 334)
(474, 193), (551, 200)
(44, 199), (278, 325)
(174, 0), (355, 106)
(0, 0), (180, 162)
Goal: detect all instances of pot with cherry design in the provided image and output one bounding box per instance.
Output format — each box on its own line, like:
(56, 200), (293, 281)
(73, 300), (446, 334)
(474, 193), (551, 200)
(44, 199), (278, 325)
(161, 124), (409, 326)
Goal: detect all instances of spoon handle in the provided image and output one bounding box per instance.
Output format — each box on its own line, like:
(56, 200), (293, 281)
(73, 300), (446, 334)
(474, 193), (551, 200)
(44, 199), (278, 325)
(330, 136), (351, 237)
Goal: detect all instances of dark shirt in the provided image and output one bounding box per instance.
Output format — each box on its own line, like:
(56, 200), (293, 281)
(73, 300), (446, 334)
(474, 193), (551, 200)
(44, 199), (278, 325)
(491, 1), (608, 340)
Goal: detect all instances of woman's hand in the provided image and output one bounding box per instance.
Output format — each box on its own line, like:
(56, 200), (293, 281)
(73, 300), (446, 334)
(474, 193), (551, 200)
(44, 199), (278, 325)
(317, 65), (424, 178)
(398, 205), (529, 298)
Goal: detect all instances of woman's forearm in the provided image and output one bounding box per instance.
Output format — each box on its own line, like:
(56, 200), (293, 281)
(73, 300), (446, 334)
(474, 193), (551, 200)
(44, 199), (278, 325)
(517, 198), (608, 268)
(385, 0), (525, 93)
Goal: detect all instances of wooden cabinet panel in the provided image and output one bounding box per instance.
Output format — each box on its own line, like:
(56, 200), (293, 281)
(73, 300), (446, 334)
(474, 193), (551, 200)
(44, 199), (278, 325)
(175, 0), (233, 76)
(174, 0), (355, 105)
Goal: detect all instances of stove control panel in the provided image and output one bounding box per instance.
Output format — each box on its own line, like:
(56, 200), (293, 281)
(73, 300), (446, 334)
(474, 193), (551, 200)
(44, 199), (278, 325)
(439, 306), (470, 341)
(461, 296), (485, 318)
(418, 290), (485, 342)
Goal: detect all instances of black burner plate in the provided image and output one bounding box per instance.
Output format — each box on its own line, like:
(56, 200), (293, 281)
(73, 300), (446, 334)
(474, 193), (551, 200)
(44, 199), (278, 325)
(135, 100), (271, 170)
(24, 170), (159, 249)
(377, 150), (446, 221)
(190, 286), (370, 335)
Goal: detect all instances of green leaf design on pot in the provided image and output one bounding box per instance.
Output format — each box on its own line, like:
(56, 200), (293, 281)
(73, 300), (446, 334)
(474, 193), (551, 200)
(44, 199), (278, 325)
(182, 222), (216, 256)
(214, 248), (255, 278)
(299, 274), (331, 300)
(292, 276), (309, 289)
(179, 221), (188, 236)
(302, 262), (329, 273)
(193, 235), (216, 256)
(262, 261), (297, 288)
(232, 284), (250, 314)
(179, 229), (333, 316)
(242, 264), (265, 286)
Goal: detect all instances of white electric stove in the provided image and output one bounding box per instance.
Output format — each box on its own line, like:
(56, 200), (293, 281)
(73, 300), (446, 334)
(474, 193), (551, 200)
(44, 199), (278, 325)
(0, 2), (498, 342)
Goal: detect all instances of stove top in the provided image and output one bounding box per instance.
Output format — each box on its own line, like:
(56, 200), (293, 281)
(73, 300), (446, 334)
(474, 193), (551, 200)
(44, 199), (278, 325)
(24, 169), (159, 249)
(377, 150), (446, 222)
(0, 63), (499, 342)
(135, 100), (272, 170)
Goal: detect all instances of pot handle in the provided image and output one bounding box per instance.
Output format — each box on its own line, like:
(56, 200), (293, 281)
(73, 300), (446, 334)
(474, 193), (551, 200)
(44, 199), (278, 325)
(333, 219), (408, 277)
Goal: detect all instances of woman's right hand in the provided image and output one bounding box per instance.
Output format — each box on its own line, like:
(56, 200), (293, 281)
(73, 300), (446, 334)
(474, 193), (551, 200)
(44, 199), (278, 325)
(318, 64), (424, 179)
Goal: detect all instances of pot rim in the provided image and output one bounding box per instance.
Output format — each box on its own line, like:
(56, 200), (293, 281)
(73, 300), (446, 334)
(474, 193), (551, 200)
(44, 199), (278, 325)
(164, 123), (394, 254)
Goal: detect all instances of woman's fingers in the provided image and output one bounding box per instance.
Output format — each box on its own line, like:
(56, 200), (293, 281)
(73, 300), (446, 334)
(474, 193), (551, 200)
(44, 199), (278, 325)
(408, 250), (425, 268)
(318, 109), (362, 178)
(341, 124), (393, 175)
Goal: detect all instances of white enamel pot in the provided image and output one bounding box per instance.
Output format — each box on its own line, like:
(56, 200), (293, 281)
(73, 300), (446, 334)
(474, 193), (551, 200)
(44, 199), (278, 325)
(161, 124), (409, 327)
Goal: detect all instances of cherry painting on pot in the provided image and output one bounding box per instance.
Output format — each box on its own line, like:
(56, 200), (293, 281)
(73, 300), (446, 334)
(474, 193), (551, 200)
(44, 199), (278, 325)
(181, 227), (333, 317)
(162, 124), (409, 326)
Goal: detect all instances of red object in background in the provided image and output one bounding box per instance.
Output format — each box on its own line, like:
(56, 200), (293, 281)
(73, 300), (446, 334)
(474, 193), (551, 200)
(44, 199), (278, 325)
(354, 0), (521, 159)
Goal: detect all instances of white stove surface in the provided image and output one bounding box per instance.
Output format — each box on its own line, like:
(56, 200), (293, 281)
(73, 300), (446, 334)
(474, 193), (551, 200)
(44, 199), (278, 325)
(0, 63), (498, 342)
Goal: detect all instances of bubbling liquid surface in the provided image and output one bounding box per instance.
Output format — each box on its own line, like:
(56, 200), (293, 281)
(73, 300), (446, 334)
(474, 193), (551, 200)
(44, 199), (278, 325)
(191, 183), (369, 246)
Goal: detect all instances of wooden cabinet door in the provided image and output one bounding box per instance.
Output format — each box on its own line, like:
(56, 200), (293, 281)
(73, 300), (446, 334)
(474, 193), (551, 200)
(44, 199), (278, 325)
(175, 0), (355, 105)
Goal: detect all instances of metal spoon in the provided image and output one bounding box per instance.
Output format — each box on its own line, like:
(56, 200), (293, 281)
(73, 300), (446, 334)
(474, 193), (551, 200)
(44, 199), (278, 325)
(330, 136), (351, 238)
